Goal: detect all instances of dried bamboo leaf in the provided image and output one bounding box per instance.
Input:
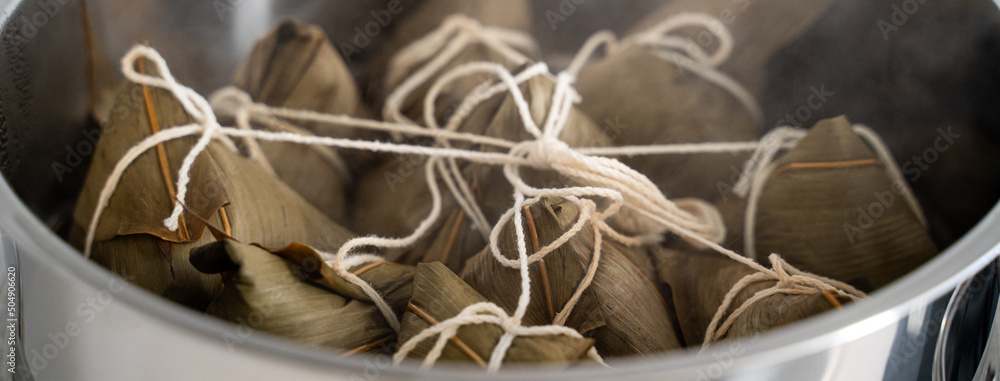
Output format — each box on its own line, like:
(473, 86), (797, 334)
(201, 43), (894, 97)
(82, 0), (120, 124)
(371, 0), (532, 111)
(351, 155), (456, 239)
(392, 44), (534, 126)
(245, 133), (350, 223)
(235, 20), (369, 130)
(652, 246), (849, 345)
(461, 198), (681, 358)
(576, 0), (836, 201)
(716, 193), (748, 251)
(466, 74), (608, 144)
(586, 236), (682, 356)
(351, 156), (488, 274)
(71, 57), (354, 310)
(73, 59), (227, 246)
(391, 0), (531, 48)
(234, 20), (369, 221)
(398, 207), (487, 274)
(268, 242), (415, 319)
(397, 262), (594, 368)
(461, 199), (606, 335)
(353, 69), (613, 280)
(465, 74), (614, 223)
(191, 240), (395, 353)
(752, 116), (938, 291)
(347, 84), (506, 241)
(630, 0), (836, 97)
(576, 45), (759, 201)
(352, 73), (611, 270)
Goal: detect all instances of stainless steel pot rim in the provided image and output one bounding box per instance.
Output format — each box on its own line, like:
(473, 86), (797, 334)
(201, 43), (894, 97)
(932, 260), (1000, 381)
(2, 174), (997, 378)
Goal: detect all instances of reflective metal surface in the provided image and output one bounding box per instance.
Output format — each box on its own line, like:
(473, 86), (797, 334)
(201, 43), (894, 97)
(935, 261), (999, 381)
(975, 302), (999, 380)
(0, 1), (999, 380)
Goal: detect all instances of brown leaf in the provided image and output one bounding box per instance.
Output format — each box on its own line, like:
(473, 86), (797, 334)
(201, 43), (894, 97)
(81, 0), (120, 124)
(461, 199), (606, 335)
(750, 116), (938, 291)
(351, 72), (612, 271)
(461, 198), (682, 358)
(71, 56), (354, 310)
(652, 246), (850, 344)
(267, 242), (415, 319)
(233, 20), (366, 222)
(398, 207), (487, 274)
(351, 155), (457, 240)
(574, 1), (836, 201)
(463, 74), (614, 224)
(630, 0), (836, 96)
(397, 262), (594, 368)
(576, 45), (759, 201)
(235, 20), (369, 126)
(192, 240), (395, 353)
(370, 0), (533, 112)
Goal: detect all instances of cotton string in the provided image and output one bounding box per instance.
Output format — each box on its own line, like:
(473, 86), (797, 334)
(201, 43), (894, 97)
(93, 45), (855, 371)
(381, 15), (540, 237)
(417, 61), (728, 248)
(419, 63), (555, 238)
(91, 46), (688, 370)
(702, 122), (930, 344)
(211, 87), (277, 176)
(88, 47), (637, 364)
(383, 13), (761, 245)
(566, 12), (763, 124)
(85, 48), (547, 332)
(382, 24), (856, 365)
(735, 125), (929, 261)
(209, 86), (353, 184)
(87, 14), (867, 370)
(383, 14), (536, 126)
(385, 16), (867, 363)
(701, 254), (866, 348)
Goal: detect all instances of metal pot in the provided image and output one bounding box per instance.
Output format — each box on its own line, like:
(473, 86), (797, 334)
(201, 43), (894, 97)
(0, 0), (998, 380)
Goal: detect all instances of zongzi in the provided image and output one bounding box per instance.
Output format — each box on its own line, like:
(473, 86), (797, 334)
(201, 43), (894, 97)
(748, 116), (938, 291)
(462, 198), (681, 358)
(71, 56), (354, 310)
(232, 20), (371, 222)
(372, 0), (533, 118)
(191, 240), (397, 353)
(352, 71), (611, 271)
(396, 262), (595, 368)
(652, 246), (850, 345)
(575, 34), (760, 201)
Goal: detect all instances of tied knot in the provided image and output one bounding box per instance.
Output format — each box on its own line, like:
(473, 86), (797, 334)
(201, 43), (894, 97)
(769, 255), (797, 289)
(121, 46), (225, 232)
(500, 316), (521, 333)
(122, 45), (218, 128)
(702, 253), (867, 348)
